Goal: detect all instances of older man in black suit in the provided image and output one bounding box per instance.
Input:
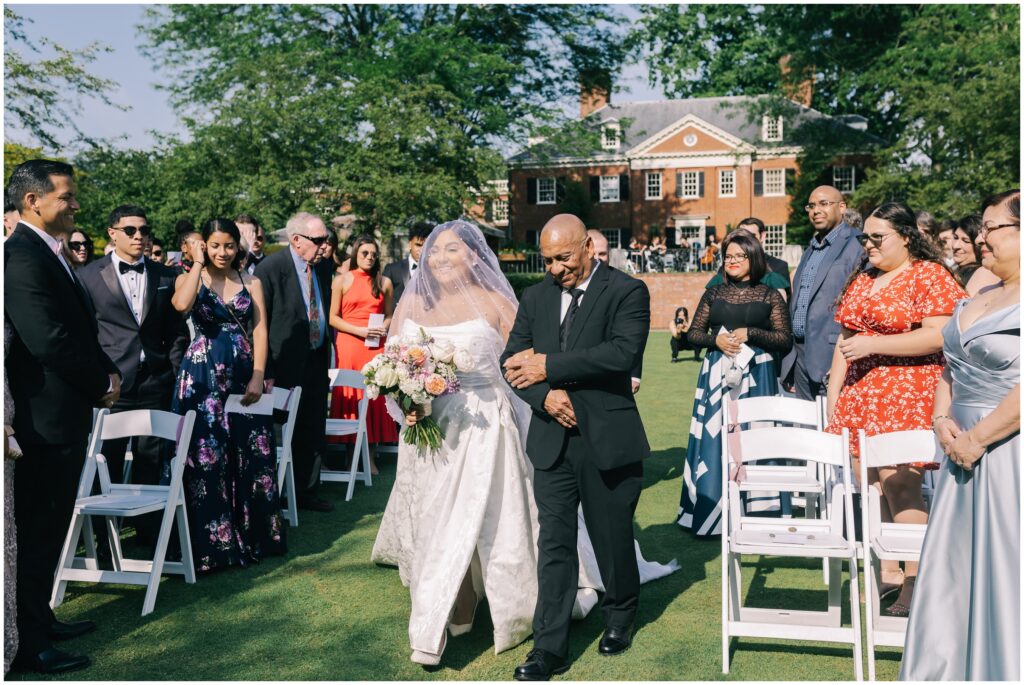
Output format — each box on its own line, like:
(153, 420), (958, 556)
(77, 205), (189, 546)
(4, 160), (122, 674)
(255, 212), (335, 512)
(502, 214), (651, 680)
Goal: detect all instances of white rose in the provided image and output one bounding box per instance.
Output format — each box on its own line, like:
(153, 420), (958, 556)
(396, 365), (410, 380)
(430, 339), (456, 364)
(453, 348), (475, 372)
(399, 378), (421, 397)
(364, 384), (380, 400)
(375, 365), (399, 388)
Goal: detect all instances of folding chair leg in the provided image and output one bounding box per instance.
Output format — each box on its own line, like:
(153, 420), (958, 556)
(849, 555), (864, 681)
(827, 558), (842, 625)
(721, 543), (730, 674)
(345, 431), (366, 502)
(285, 460), (298, 526)
(142, 503), (178, 616)
(361, 437), (372, 487)
(106, 516), (124, 572)
(82, 516), (99, 571)
(175, 503), (196, 584)
(51, 513), (85, 609)
(865, 555), (878, 681)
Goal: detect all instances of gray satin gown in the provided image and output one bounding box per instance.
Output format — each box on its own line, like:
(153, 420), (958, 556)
(900, 300), (1020, 681)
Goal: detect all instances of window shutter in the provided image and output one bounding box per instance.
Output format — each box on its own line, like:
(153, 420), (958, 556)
(527, 178), (537, 205)
(556, 176), (566, 204)
(620, 228), (631, 247)
(485, 201), (493, 222)
(619, 174), (630, 201)
(785, 169), (796, 196)
(854, 166), (865, 189)
(675, 172), (683, 198)
(753, 170), (764, 197)
(590, 176), (600, 202)
(697, 171), (705, 198)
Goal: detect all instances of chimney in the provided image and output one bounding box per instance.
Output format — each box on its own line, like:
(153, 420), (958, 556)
(580, 84), (609, 119)
(778, 55), (813, 108)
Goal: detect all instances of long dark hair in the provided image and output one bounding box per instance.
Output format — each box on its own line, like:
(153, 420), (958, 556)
(201, 217), (245, 271)
(837, 202), (949, 303)
(721, 230), (767, 284)
(955, 214), (983, 264)
(347, 233), (383, 298)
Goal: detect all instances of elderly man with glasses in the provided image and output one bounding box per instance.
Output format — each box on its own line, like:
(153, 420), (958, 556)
(254, 212), (335, 512)
(779, 185), (865, 400)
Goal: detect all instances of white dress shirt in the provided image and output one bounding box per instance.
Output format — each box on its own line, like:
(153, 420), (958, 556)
(110, 252), (148, 364)
(408, 254), (418, 273)
(21, 220), (74, 279)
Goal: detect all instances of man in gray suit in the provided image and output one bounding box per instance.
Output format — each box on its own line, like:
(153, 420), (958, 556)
(780, 185), (864, 400)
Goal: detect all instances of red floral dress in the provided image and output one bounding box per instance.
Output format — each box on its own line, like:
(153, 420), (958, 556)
(826, 260), (965, 463)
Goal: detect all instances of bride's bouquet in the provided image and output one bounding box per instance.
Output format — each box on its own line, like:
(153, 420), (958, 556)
(362, 328), (463, 453)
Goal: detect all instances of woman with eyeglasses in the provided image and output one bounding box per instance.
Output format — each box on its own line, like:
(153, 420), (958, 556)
(63, 230), (94, 270)
(170, 218), (286, 572)
(679, 231), (793, 537)
(900, 190), (1020, 681)
(825, 202), (965, 618)
(328, 233), (397, 474)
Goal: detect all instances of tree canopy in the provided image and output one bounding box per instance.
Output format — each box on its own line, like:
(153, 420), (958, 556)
(632, 4), (1020, 239)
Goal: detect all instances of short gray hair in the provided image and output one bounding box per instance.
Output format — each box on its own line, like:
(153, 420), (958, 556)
(285, 211), (325, 238)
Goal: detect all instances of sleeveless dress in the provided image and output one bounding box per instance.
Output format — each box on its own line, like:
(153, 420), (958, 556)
(826, 261), (964, 460)
(329, 269), (398, 444)
(900, 301), (1020, 681)
(371, 319), (678, 658)
(678, 282), (792, 537)
(171, 283), (286, 572)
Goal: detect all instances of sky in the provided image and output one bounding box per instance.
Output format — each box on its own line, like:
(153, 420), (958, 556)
(5, 3), (666, 153)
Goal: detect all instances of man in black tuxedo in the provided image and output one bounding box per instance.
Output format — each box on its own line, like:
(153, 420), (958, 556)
(4, 160), (122, 674)
(77, 205), (189, 545)
(382, 220), (432, 305)
(255, 211), (335, 512)
(502, 214), (651, 680)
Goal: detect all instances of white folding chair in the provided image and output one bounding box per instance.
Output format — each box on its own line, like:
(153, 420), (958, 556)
(52, 409), (198, 617)
(272, 386), (302, 526)
(721, 406), (862, 680)
(322, 369), (371, 501)
(859, 429), (940, 681)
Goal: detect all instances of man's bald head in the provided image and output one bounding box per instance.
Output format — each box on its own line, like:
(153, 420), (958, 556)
(806, 185), (847, 233)
(587, 229), (609, 263)
(539, 214), (594, 289)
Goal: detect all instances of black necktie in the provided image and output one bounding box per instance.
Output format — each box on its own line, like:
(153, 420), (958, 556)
(119, 261), (145, 275)
(559, 288), (584, 351)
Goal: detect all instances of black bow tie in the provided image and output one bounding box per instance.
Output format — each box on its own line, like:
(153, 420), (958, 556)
(118, 261), (145, 275)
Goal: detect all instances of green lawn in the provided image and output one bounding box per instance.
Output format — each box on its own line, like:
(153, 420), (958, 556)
(24, 332), (901, 681)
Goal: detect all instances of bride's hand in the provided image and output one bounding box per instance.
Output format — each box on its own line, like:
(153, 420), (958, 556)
(405, 405), (427, 426)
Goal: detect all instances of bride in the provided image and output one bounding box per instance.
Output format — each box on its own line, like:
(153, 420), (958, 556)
(370, 220), (676, 667)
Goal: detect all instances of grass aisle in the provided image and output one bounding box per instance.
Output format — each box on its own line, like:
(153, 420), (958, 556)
(27, 332), (901, 681)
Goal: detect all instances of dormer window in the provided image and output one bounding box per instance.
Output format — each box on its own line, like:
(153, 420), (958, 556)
(762, 115), (784, 142)
(602, 123), (620, 150)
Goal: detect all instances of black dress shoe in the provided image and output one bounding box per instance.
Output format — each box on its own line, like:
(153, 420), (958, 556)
(598, 624), (633, 655)
(297, 495), (335, 512)
(13, 647), (91, 674)
(513, 648), (568, 681)
(49, 619), (97, 641)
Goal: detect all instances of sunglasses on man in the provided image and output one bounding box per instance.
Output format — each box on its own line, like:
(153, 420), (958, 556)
(298, 233), (329, 246)
(112, 225), (152, 238)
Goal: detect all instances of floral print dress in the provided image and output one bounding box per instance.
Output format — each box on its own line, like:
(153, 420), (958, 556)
(826, 260), (965, 461)
(171, 282), (286, 572)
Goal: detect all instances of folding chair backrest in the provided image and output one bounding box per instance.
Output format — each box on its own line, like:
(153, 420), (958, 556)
(272, 386), (298, 412)
(100, 409), (189, 443)
(729, 395), (822, 429)
(272, 386), (303, 447)
(734, 427), (848, 468)
(858, 429), (940, 470)
(329, 368), (366, 390)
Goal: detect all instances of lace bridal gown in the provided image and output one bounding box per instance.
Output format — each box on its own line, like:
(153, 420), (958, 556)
(371, 318), (678, 661)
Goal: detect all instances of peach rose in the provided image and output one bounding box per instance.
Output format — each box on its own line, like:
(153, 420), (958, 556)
(424, 374), (447, 396)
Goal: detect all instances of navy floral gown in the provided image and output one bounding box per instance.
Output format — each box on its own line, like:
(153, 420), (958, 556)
(171, 283), (285, 572)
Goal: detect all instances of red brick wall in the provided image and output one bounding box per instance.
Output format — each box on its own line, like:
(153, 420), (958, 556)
(634, 272), (713, 329)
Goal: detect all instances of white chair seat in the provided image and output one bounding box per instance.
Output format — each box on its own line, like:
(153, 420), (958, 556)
(732, 529), (853, 555)
(76, 493), (168, 516)
(871, 533), (925, 558)
(738, 469), (824, 492)
(324, 418), (359, 435)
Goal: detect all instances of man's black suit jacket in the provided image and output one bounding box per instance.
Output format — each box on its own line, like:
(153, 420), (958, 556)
(501, 263), (651, 471)
(4, 223), (119, 444)
(382, 257), (412, 306)
(254, 247), (333, 386)
(77, 255), (189, 391)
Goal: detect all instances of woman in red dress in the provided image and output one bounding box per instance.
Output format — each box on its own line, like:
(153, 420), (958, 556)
(328, 234), (397, 474)
(826, 202), (965, 617)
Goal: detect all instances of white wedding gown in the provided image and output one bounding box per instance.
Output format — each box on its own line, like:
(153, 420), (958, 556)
(371, 318), (678, 657)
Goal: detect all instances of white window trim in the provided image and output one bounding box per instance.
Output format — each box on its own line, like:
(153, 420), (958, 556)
(600, 229), (622, 249)
(537, 177), (556, 205)
(833, 165), (856, 193)
(764, 224), (786, 258)
(763, 168), (786, 197)
(492, 199), (509, 223)
(718, 169), (736, 198)
(761, 115), (784, 142)
(602, 123), (621, 151)
(490, 179), (509, 194)
(645, 172), (662, 200)
(600, 175), (620, 203)
(681, 170), (700, 199)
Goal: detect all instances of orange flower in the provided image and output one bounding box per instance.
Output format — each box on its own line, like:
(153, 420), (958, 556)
(424, 374), (447, 396)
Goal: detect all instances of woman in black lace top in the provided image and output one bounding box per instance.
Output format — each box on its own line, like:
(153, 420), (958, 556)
(677, 231), (793, 537)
